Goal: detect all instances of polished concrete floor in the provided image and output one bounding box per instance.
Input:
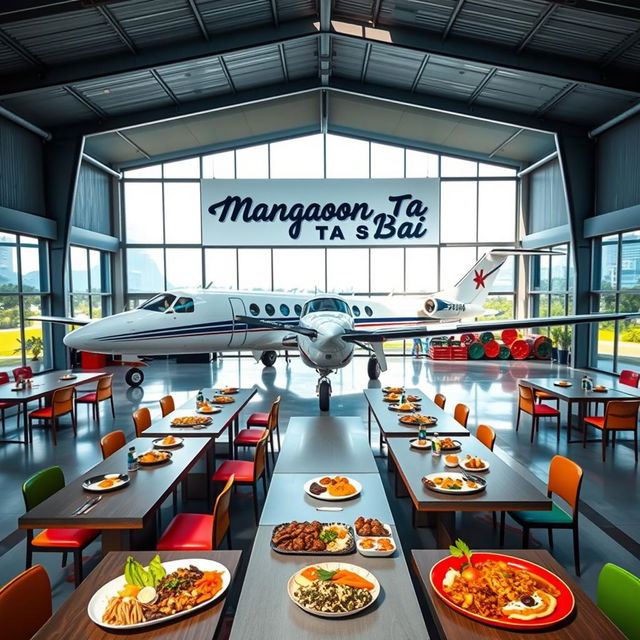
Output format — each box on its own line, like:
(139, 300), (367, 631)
(1, 354), (639, 626)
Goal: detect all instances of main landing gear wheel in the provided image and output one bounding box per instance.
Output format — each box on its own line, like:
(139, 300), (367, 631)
(261, 350), (277, 367)
(367, 356), (381, 380)
(318, 379), (331, 412)
(125, 367), (144, 387)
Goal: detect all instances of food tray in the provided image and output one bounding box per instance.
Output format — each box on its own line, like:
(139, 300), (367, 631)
(270, 522), (356, 555)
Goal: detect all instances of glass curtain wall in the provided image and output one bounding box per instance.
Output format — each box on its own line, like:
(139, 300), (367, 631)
(68, 246), (112, 320)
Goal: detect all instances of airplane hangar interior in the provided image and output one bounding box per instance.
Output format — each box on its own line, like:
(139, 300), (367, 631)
(1, 1), (640, 638)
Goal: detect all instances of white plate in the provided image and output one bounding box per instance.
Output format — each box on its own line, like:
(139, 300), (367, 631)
(443, 457), (460, 468)
(304, 476), (363, 502)
(87, 558), (231, 630)
(287, 562), (380, 618)
(82, 473), (129, 492)
(196, 407), (221, 414)
(422, 472), (486, 494)
(410, 439), (431, 449)
(356, 536), (396, 557)
(152, 437), (184, 449)
(460, 458), (490, 472)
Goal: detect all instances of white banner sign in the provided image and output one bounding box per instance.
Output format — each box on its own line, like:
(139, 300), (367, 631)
(201, 178), (440, 246)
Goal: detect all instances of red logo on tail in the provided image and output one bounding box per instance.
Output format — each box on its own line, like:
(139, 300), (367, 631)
(473, 269), (487, 289)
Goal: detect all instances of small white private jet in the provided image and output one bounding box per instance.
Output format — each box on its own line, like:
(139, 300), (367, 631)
(36, 248), (638, 410)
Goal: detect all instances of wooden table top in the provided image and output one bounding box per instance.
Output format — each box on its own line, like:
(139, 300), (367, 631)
(412, 549), (626, 640)
(19, 437), (209, 530)
(364, 388), (472, 438)
(260, 472), (394, 526)
(274, 416), (379, 473)
(523, 376), (640, 401)
(386, 436), (551, 512)
(230, 525), (428, 639)
(0, 370), (107, 401)
(31, 550), (241, 640)
(142, 386), (257, 438)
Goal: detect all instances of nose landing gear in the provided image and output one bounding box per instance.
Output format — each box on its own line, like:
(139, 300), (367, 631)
(316, 372), (333, 412)
(367, 356), (380, 380)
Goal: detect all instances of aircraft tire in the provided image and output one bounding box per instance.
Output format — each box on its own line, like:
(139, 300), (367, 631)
(125, 367), (144, 387)
(261, 350), (277, 367)
(367, 357), (380, 380)
(319, 379), (331, 412)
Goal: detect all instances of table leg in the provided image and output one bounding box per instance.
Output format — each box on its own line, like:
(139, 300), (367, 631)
(434, 512), (455, 548)
(101, 529), (132, 554)
(228, 422), (233, 460)
(206, 445), (213, 506)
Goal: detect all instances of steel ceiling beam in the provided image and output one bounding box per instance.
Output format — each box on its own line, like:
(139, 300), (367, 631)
(218, 58), (236, 93)
(186, 0), (209, 40)
(516, 3), (556, 53)
(149, 69), (180, 105)
(269, 0), (279, 27)
(64, 85), (106, 118)
(95, 5), (136, 54)
(0, 28), (43, 67)
(410, 54), (429, 92)
(488, 129), (523, 157)
(319, 0), (331, 87)
(0, 1), (131, 23)
(278, 43), (289, 81)
(545, 0), (640, 21)
(534, 82), (578, 117)
(115, 130), (150, 159)
(467, 67), (496, 104)
(442, 0), (465, 41)
(371, 0), (382, 27)
(600, 27), (640, 67)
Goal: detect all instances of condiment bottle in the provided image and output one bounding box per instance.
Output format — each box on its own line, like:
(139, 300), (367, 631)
(127, 446), (138, 472)
(581, 375), (588, 391)
(432, 432), (441, 456)
(418, 426), (427, 443)
(196, 389), (204, 407)
(401, 393), (407, 404)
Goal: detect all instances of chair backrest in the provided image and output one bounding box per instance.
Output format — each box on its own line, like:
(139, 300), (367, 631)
(619, 369), (640, 388)
(159, 395), (175, 418)
(0, 565), (51, 640)
(100, 430), (126, 459)
(548, 455), (583, 519)
(267, 396), (281, 432)
(0, 371), (10, 385)
(518, 384), (535, 413)
(96, 374), (113, 401)
(253, 431), (270, 480)
(22, 466), (65, 511)
(132, 407), (152, 436)
(476, 424), (496, 451)
(604, 401), (640, 430)
(212, 474), (234, 549)
(454, 403), (470, 428)
(434, 393), (446, 410)
(12, 366), (33, 382)
(597, 563), (640, 640)
(51, 386), (74, 416)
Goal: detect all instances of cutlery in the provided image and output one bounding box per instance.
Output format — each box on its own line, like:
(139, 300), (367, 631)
(82, 500), (102, 515)
(460, 471), (485, 484)
(316, 507), (343, 511)
(73, 496), (101, 515)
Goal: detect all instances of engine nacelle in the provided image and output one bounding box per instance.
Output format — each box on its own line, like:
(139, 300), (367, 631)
(424, 298), (483, 319)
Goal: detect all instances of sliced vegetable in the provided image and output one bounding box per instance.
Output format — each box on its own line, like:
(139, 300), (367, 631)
(123, 554), (166, 588)
(319, 529), (338, 544)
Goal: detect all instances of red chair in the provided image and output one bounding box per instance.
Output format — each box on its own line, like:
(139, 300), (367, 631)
(516, 384), (561, 443)
(75, 374), (115, 423)
(245, 396), (281, 451)
(0, 371), (21, 435)
(12, 366), (33, 383)
(235, 396), (280, 472)
(583, 401), (639, 462)
(157, 475), (234, 550)
(620, 369), (640, 388)
(28, 387), (76, 445)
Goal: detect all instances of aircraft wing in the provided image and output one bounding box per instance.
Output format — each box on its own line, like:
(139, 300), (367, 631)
(235, 315), (318, 339)
(29, 315), (91, 326)
(341, 311), (640, 343)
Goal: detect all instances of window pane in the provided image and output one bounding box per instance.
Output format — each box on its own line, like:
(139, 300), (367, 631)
(370, 143), (403, 178)
(531, 254), (550, 291)
(236, 145), (268, 178)
(91, 295), (104, 319)
(127, 248), (165, 293)
(205, 249), (237, 289)
(164, 182), (202, 244)
(598, 235), (618, 290)
(89, 250), (101, 293)
(23, 295), (47, 370)
(70, 246), (88, 292)
(441, 156), (477, 177)
(123, 164), (162, 179)
(439, 247), (476, 290)
(550, 294), (566, 316)
(551, 250), (568, 291)
(166, 248), (202, 288)
(238, 249), (271, 290)
(370, 248), (403, 292)
(478, 163), (517, 177)
(406, 150), (438, 177)
(440, 181), (477, 243)
(163, 157), (200, 179)
(595, 294), (616, 371)
(72, 294), (90, 320)
(202, 151), (235, 179)
(618, 292), (640, 371)
(327, 249), (368, 293)
(405, 247), (438, 292)
(270, 135), (324, 178)
(484, 294), (514, 319)
(20, 245), (42, 292)
(0, 239), (18, 290)
(478, 181), (516, 242)
(325, 135), (369, 178)
(124, 182), (163, 243)
(492, 255), (514, 292)
(0, 295), (22, 370)
(620, 230), (640, 289)
(273, 248), (325, 292)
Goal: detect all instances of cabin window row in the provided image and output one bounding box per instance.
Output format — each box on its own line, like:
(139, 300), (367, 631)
(246, 302), (373, 318)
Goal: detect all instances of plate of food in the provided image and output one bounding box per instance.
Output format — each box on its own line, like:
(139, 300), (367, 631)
(304, 476), (362, 501)
(212, 395), (235, 404)
(382, 386), (404, 394)
(216, 387), (239, 395)
(83, 473), (129, 493)
(460, 455), (490, 471)
(422, 472), (486, 494)
(354, 517), (391, 537)
(553, 380), (572, 387)
(170, 416), (212, 428)
(356, 536), (395, 557)
(271, 521), (355, 555)
(429, 540), (574, 630)
(59, 374), (77, 380)
(383, 393), (401, 402)
(87, 555), (231, 630)
(592, 385), (607, 392)
(388, 402), (421, 413)
(137, 450), (172, 466)
(443, 454), (460, 468)
(288, 562), (380, 618)
(399, 414), (438, 426)
(151, 435), (183, 449)
(410, 437), (431, 449)
(433, 437), (462, 452)
(196, 402), (221, 414)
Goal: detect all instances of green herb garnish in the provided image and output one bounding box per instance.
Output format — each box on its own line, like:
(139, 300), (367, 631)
(319, 529), (339, 544)
(449, 539), (473, 567)
(316, 568), (337, 581)
(123, 554), (166, 588)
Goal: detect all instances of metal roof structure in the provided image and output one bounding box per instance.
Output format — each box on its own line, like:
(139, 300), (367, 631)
(1, 0), (638, 168)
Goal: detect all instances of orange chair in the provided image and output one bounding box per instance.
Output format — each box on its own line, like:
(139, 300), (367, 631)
(0, 371), (21, 435)
(132, 407), (151, 437)
(476, 424), (496, 451)
(28, 387), (76, 445)
(500, 455), (583, 575)
(434, 393), (446, 410)
(75, 374), (115, 423)
(235, 396), (280, 472)
(534, 389), (559, 407)
(583, 401), (639, 462)
(516, 384), (561, 443)
(100, 430), (126, 459)
(454, 403), (470, 428)
(0, 565), (51, 640)
(619, 369), (640, 388)
(212, 432), (268, 524)
(159, 395), (175, 417)
(157, 475), (234, 550)
(245, 396), (281, 451)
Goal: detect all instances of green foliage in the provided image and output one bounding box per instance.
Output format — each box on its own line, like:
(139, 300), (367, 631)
(14, 336), (43, 360)
(621, 327), (640, 343)
(550, 326), (564, 347)
(557, 326), (572, 350)
(483, 297), (513, 320)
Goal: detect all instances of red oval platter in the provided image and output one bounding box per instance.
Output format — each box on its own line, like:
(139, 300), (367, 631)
(429, 552), (575, 630)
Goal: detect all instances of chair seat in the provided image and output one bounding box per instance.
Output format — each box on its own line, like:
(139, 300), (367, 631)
(584, 416), (605, 428)
(235, 428), (267, 445)
(246, 412), (268, 427)
(0, 400), (18, 409)
(212, 460), (255, 483)
(532, 404), (560, 416)
(76, 392), (97, 403)
(32, 527), (98, 548)
(157, 513), (213, 551)
(509, 503), (573, 526)
(29, 406), (53, 419)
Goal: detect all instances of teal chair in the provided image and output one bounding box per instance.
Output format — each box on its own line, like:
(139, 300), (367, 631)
(598, 563), (640, 640)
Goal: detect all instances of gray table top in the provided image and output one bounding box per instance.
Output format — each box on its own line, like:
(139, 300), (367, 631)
(230, 525), (429, 640)
(364, 388), (471, 438)
(0, 370), (107, 401)
(274, 416), (378, 473)
(386, 435), (551, 512)
(523, 376), (640, 400)
(260, 472), (395, 526)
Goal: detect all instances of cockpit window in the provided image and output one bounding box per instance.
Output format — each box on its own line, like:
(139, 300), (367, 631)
(140, 294), (176, 312)
(302, 298), (351, 316)
(173, 297), (194, 313)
